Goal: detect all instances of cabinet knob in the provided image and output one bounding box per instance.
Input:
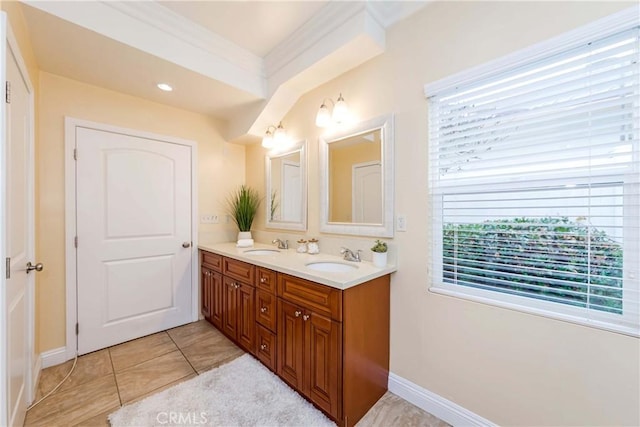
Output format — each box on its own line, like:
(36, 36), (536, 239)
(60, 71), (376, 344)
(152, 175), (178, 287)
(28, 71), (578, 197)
(294, 310), (302, 317)
(235, 283), (240, 289)
(260, 307), (268, 313)
(260, 277), (268, 283)
(260, 344), (267, 350)
(302, 314), (310, 321)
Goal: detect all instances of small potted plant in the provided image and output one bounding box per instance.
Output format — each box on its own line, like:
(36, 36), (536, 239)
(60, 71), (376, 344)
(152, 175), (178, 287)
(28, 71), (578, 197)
(227, 185), (261, 247)
(371, 240), (388, 268)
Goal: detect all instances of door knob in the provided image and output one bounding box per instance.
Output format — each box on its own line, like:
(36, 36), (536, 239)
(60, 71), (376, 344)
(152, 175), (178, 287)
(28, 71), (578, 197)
(26, 262), (44, 274)
(182, 242), (191, 248)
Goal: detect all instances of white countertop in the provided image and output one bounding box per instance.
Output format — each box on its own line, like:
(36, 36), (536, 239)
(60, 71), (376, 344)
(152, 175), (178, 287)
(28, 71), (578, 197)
(198, 242), (397, 290)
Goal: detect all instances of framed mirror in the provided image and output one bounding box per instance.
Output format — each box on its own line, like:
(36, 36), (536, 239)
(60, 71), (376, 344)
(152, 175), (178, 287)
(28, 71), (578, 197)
(319, 114), (394, 237)
(265, 140), (307, 231)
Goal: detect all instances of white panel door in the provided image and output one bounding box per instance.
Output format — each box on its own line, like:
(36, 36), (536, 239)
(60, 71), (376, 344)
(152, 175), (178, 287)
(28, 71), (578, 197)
(353, 161), (382, 224)
(1, 14), (35, 427)
(76, 127), (193, 355)
(281, 161), (301, 222)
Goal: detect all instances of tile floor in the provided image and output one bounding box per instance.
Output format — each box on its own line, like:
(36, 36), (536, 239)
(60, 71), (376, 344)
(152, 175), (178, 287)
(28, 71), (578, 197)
(25, 320), (447, 427)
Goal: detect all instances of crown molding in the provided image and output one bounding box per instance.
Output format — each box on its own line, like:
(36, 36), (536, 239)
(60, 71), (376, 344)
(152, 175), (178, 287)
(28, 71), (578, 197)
(22, 0), (266, 97)
(367, 0), (431, 29)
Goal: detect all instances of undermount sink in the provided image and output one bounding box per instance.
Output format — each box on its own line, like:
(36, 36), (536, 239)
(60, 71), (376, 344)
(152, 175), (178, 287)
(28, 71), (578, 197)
(243, 249), (280, 255)
(306, 261), (359, 273)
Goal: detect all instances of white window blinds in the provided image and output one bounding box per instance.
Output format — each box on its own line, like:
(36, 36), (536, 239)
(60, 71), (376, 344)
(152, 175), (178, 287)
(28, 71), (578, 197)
(426, 18), (640, 335)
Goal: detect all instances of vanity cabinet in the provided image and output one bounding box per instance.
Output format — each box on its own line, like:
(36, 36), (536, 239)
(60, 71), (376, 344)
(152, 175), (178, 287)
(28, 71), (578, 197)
(199, 250), (390, 427)
(255, 267), (277, 371)
(200, 252), (223, 328)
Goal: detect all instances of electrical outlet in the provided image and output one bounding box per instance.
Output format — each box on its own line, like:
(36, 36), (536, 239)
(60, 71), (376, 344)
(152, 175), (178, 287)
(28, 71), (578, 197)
(200, 214), (219, 224)
(397, 214), (407, 232)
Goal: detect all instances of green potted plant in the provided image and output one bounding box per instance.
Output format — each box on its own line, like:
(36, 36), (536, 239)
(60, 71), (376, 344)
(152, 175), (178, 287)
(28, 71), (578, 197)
(226, 185), (261, 246)
(371, 239), (388, 268)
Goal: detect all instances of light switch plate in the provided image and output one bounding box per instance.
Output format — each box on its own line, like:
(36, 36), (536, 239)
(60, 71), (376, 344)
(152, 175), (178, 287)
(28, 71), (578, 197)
(397, 214), (407, 232)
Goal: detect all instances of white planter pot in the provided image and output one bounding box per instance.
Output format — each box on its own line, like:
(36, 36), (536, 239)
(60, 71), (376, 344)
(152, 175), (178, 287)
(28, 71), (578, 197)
(237, 231), (253, 247)
(372, 251), (387, 268)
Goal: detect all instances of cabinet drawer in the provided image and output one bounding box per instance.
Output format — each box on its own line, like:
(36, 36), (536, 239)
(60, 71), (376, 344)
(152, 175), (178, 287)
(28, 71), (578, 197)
(223, 257), (255, 284)
(277, 274), (342, 321)
(201, 251), (222, 272)
(256, 267), (277, 294)
(256, 290), (276, 331)
(255, 324), (277, 372)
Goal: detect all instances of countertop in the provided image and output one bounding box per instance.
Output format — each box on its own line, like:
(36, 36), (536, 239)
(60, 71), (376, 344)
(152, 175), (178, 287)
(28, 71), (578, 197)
(198, 242), (397, 290)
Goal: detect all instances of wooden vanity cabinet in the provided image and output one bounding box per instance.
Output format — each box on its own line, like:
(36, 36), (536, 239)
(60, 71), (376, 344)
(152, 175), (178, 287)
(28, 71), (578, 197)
(277, 273), (390, 427)
(254, 267), (278, 371)
(200, 250), (390, 427)
(200, 252), (223, 328)
(219, 258), (256, 353)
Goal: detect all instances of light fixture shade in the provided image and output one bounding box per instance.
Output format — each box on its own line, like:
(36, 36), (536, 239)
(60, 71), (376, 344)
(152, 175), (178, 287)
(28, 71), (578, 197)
(274, 123), (287, 146)
(332, 93), (349, 124)
(262, 131), (274, 149)
(315, 104), (332, 128)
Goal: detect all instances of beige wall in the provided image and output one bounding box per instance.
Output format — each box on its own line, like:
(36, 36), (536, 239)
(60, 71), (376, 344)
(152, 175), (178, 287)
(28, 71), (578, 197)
(37, 72), (243, 352)
(246, 2), (640, 425)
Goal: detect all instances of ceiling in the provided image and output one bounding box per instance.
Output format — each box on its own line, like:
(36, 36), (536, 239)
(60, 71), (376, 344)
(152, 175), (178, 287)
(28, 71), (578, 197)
(19, 1), (427, 141)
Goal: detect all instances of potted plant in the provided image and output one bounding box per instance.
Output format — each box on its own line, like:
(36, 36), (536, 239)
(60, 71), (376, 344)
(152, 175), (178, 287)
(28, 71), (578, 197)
(371, 240), (388, 268)
(227, 185), (261, 246)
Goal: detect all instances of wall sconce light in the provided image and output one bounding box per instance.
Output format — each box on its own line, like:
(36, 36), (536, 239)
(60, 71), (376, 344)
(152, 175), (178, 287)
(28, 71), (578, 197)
(262, 122), (288, 149)
(315, 93), (349, 128)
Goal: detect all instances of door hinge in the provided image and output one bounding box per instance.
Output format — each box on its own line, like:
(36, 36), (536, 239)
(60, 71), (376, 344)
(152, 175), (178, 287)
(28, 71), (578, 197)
(73, 148), (77, 160)
(5, 257), (10, 279)
(74, 236), (78, 248)
(75, 323), (79, 335)
(5, 81), (10, 104)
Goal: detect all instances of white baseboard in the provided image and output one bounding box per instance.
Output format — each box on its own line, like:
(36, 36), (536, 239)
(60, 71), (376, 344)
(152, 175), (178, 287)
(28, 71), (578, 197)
(388, 372), (495, 427)
(40, 347), (68, 369)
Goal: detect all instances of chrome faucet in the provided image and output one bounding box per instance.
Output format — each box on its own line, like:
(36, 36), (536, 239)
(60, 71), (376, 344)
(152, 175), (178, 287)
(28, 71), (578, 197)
(340, 247), (362, 262)
(272, 238), (289, 250)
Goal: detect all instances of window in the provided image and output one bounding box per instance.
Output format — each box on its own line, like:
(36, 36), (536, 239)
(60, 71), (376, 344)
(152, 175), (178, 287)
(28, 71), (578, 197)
(426, 9), (639, 336)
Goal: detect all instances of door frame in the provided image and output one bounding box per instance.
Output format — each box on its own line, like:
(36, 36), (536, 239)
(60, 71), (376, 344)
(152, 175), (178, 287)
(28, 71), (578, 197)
(0, 11), (37, 422)
(64, 117), (198, 361)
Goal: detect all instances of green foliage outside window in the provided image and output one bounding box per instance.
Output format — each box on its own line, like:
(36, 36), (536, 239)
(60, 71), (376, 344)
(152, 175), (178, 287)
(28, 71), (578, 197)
(443, 217), (623, 314)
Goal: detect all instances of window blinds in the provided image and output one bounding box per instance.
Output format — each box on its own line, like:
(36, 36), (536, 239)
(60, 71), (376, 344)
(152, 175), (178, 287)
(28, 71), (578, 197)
(427, 25), (640, 335)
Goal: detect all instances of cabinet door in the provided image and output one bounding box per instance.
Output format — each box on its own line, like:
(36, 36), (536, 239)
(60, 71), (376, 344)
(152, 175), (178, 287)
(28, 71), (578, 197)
(306, 311), (341, 419)
(237, 282), (255, 352)
(222, 276), (239, 339)
(210, 271), (223, 330)
(255, 324), (277, 372)
(277, 299), (304, 390)
(201, 267), (212, 320)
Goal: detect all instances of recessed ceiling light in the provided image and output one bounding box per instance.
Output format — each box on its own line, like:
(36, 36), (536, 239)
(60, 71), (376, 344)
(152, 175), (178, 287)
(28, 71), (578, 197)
(157, 83), (173, 92)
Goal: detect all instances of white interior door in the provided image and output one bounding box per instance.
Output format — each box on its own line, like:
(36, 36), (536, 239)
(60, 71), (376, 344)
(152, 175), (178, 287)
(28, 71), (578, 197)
(75, 127), (193, 355)
(281, 161), (301, 222)
(353, 161), (382, 224)
(1, 14), (36, 427)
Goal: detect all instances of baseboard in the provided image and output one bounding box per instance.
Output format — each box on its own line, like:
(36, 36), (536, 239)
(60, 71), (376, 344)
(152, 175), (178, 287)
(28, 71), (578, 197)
(388, 372), (496, 427)
(40, 346), (68, 369)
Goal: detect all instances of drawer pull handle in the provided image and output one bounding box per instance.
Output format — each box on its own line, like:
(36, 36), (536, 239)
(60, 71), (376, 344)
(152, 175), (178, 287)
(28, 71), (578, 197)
(302, 314), (310, 321)
(294, 310), (302, 317)
(260, 344), (267, 350)
(260, 277), (268, 283)
(260, 307), (268, 313)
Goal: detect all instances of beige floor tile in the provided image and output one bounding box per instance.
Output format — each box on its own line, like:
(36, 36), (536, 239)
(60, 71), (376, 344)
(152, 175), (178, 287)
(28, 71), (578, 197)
(167, 319), (218, 349)
(35, 349), (113, 400)
(25, 375), (120, 427)
(109, 332), (177, 372)
(71, 405), (120, 427)
(115, 350), (196, 404)
(127, 372), (198, 405)
(357, 392), (450, 427)
(179, 331), (244, 373)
